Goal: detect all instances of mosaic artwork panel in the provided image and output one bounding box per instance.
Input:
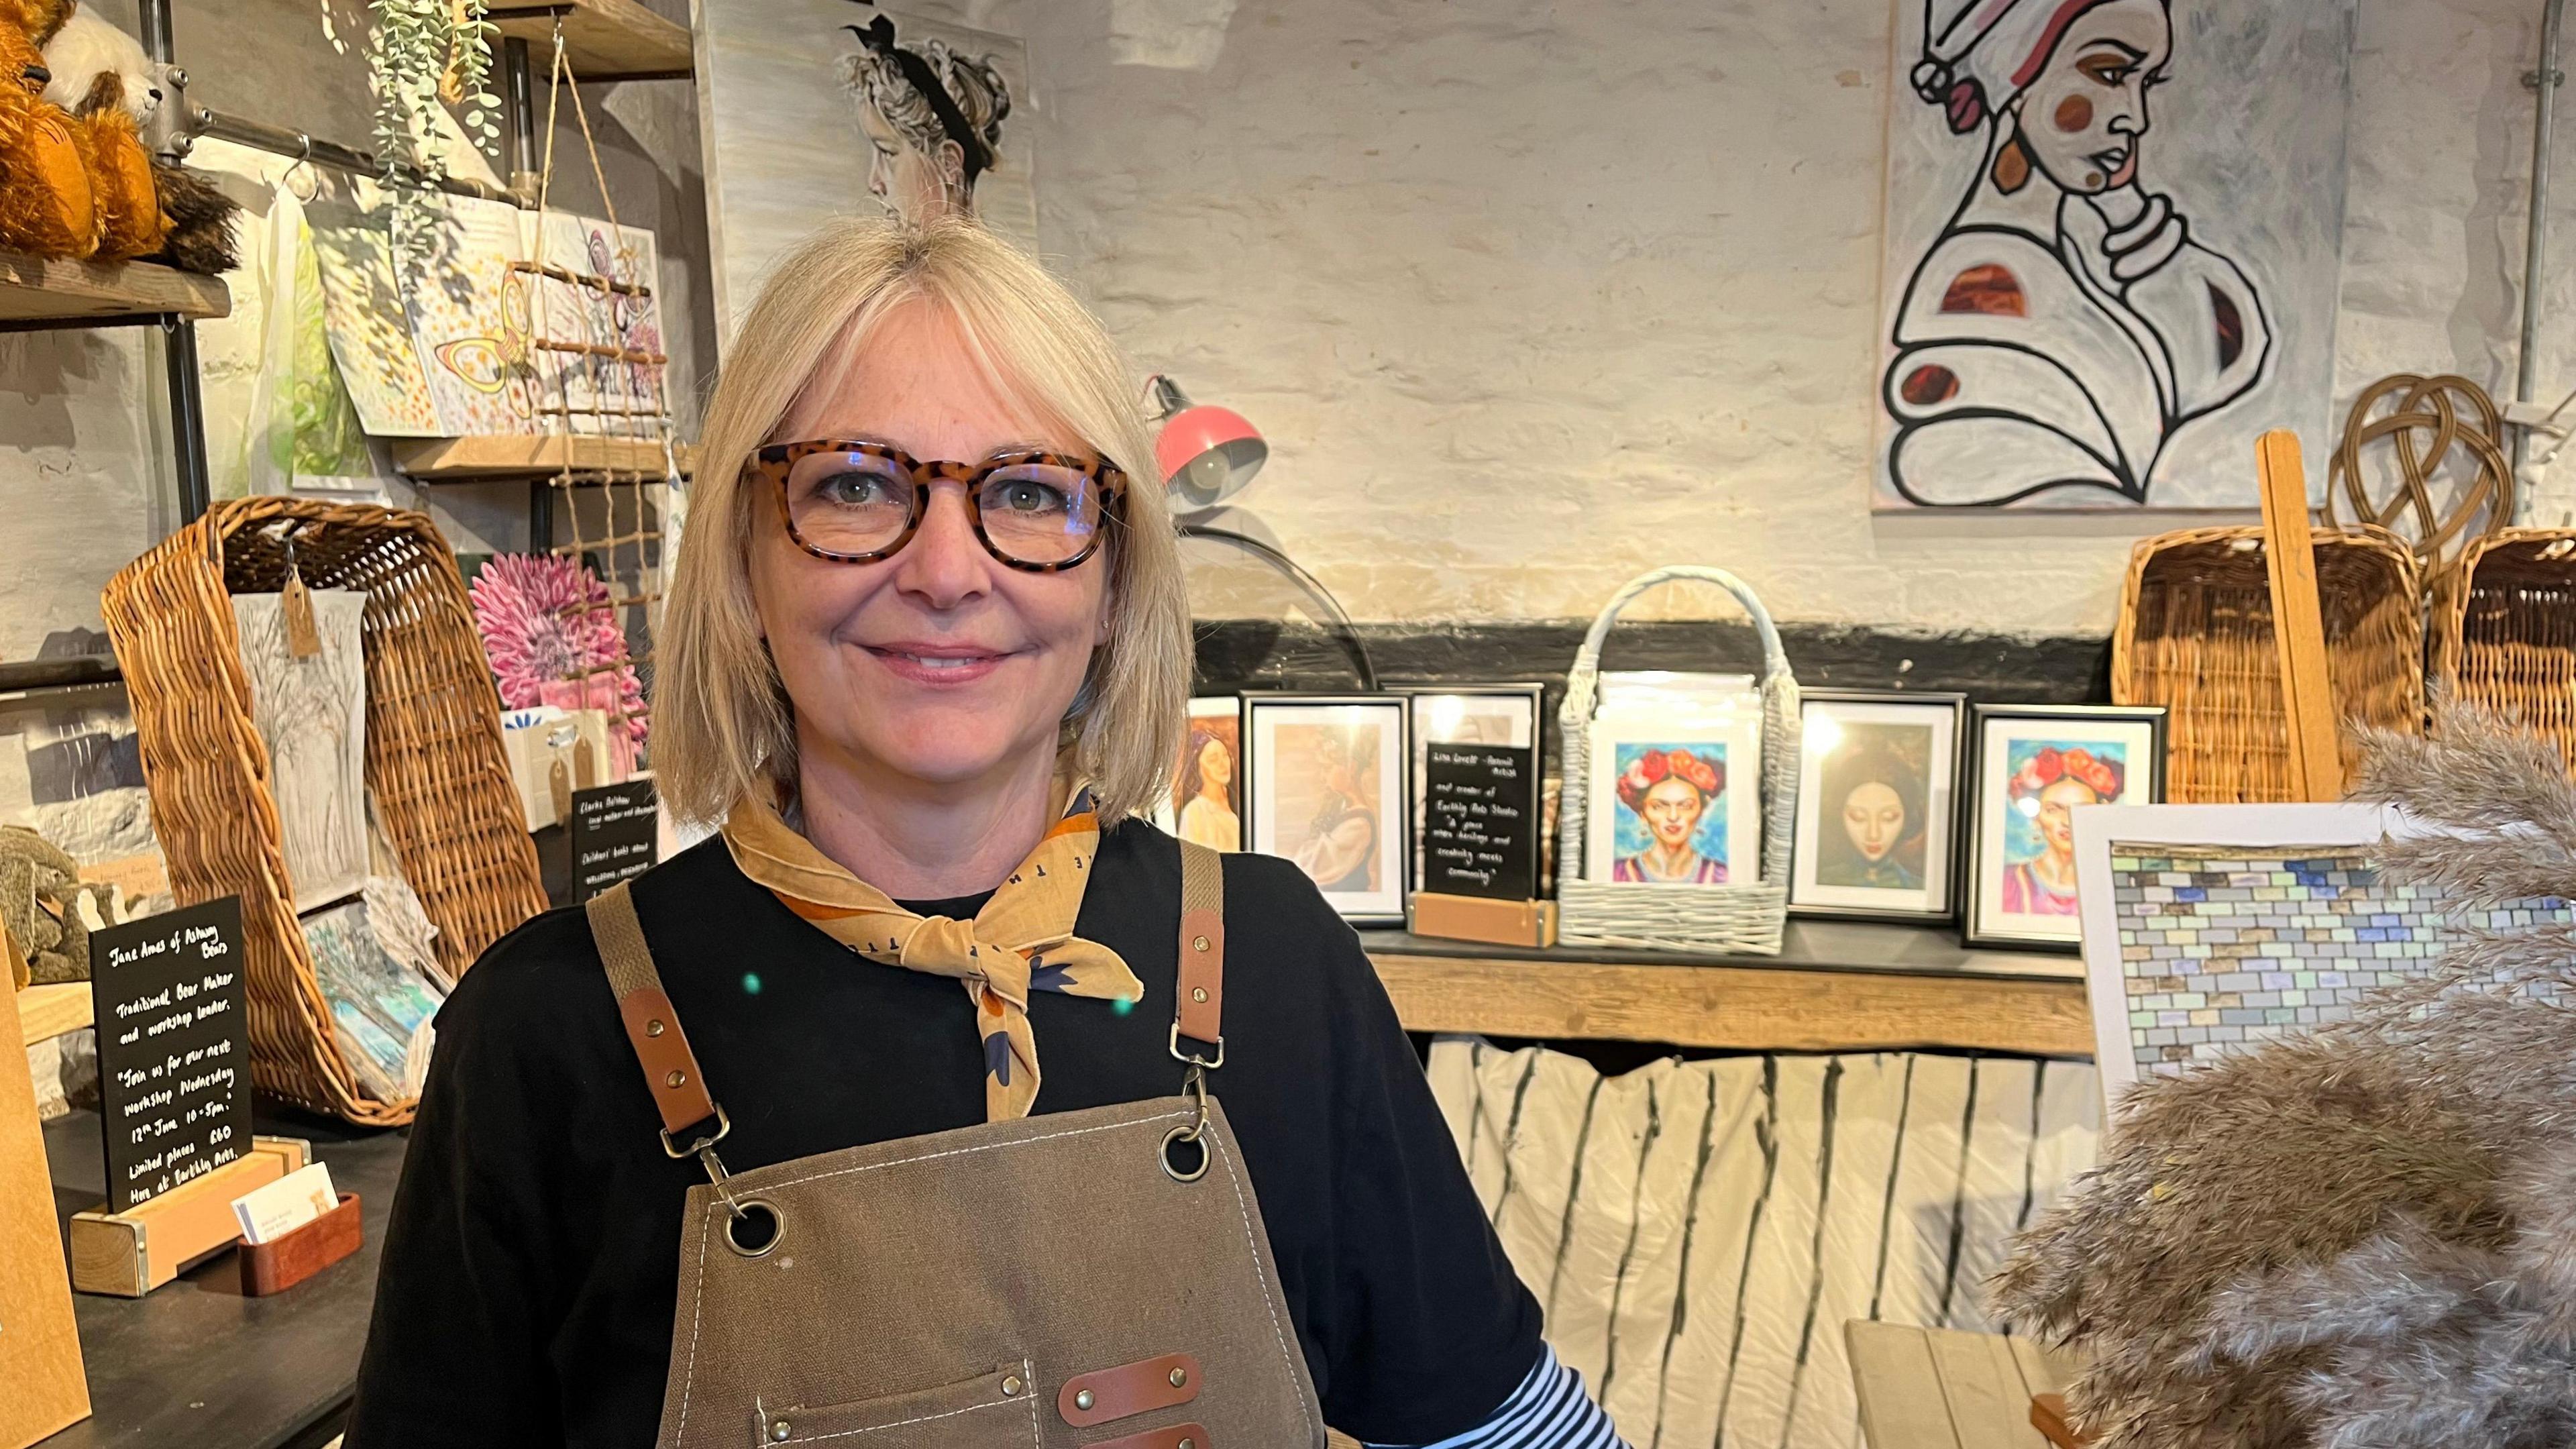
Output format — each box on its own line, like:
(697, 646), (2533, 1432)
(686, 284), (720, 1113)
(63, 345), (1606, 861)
(2106, 844), (2571, 1079)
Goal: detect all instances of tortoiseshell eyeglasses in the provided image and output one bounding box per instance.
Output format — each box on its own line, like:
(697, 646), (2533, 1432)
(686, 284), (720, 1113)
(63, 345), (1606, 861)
(747, 439), (1126, 572)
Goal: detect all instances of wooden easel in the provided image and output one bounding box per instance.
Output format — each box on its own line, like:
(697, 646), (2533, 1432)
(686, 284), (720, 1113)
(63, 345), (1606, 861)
(2256, 430), (2345, 802)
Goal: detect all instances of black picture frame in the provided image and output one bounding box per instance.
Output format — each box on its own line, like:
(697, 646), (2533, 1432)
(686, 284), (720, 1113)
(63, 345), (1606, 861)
(1962, 703), (2169, 951)
(1399, 685), (1548, 914)
(1242, 692), (1411, 927)
(1787, 690), (1968, 924)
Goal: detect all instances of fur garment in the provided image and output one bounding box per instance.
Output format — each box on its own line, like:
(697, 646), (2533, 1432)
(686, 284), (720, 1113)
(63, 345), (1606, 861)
(1994, 705), (2576, 1449)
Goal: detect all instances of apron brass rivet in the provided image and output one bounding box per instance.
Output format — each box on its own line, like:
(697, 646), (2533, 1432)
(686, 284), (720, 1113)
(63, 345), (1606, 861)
(1179, 1439), (1195, 1449)
(1000, 1375), (1024, 1397)
(665, 1069), (686, 1088)
(768, 1419), (789, 1442)
(646, 1019), (665, 1037)
(1192, 935), (1210, 952)
(1191, 987), (1207, 1004)
(1170, 1366), (1188, 1387)
(1074, 1389), (1095, 1410)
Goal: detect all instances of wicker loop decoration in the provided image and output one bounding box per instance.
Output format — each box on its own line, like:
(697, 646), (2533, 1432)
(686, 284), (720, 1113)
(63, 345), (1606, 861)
(2112, 524), (2424, 804)
(2324, 372), (2512, 585)
(101, 498), (549, 1126)
(1555, 566), (1799, 956)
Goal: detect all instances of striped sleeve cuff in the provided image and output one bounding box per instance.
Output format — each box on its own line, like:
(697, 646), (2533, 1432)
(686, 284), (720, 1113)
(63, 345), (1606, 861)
(1364, 1343), (1631, 1449)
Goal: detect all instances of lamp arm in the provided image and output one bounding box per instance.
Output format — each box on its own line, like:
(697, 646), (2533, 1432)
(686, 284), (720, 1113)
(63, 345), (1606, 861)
(1177, 523), (1379, 692)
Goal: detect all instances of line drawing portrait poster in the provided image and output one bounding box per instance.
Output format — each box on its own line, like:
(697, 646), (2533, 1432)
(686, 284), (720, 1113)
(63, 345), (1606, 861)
(696, 2), (1038, 337)
(1873, 0), (2355, 510)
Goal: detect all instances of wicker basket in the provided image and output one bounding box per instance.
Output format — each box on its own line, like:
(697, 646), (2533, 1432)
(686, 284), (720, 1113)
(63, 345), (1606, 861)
(2111, 524), (2424, 804)
(1555, 566), (1799, 955)
(2432, 527), (2576, 772)
(101, 498), (548, 1126)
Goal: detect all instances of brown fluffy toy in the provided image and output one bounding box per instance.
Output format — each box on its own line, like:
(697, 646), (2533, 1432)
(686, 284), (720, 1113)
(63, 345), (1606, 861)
(36, 1), (186, 264)
(0, 0), (95, 256)
(1994, 704), (2576, 1449)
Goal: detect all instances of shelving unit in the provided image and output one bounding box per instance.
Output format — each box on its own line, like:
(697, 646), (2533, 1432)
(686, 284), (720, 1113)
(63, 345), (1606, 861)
(0, 248), (229, 329)
(16, 981), (91, 1047)
(1361, 922), (2094, 1057)
(490, 0), (694, 81)
(388, 434), (692, 482)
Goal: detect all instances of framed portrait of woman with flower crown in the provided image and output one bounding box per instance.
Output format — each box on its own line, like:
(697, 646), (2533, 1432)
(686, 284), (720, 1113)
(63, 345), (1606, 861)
(1584, 704), (1765, 892)
(1966, 704), (2167, 949)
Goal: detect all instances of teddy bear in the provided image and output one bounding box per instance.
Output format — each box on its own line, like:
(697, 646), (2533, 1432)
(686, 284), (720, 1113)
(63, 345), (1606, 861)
(39, 1), (235, 272)
(0, 0), (97, 257)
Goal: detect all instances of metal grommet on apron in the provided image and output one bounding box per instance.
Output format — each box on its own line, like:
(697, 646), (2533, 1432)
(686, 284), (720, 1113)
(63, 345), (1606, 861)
(585, 841), (1326, 1448)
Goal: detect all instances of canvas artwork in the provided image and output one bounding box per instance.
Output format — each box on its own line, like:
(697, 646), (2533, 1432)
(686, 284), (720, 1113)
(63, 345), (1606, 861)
(532, 213), (667, 438)
(1246, 697), (1407, 924)
(1161, 697), (1242, 852)
(307, 186), (441, 437)
(1874, 0), (2355, 508)
(1792, 693), (1962, 919)
(1969, 706), (2165, 947)
(233, 590), (371, 914)
(697, 2), (1037, 335)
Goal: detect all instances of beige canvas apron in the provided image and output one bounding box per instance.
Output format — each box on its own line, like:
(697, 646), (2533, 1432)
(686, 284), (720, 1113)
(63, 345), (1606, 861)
(583, 841), (1327, 1449)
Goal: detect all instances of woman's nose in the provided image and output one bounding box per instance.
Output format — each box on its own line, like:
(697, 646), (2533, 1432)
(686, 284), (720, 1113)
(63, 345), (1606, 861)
(890, 483), (989, 607)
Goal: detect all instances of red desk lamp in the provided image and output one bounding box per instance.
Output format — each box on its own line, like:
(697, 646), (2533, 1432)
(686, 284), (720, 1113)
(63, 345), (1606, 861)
(1149, 374), (1268, 513)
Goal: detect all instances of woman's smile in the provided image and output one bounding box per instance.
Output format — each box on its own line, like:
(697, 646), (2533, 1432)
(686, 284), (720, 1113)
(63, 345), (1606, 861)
(861, 639), (1015, 686)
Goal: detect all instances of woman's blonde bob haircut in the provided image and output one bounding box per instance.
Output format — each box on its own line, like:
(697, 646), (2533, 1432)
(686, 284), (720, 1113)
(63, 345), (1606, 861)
(655, 217), (1189, 828)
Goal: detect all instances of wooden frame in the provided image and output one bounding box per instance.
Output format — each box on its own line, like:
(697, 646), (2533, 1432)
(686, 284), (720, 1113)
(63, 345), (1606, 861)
(1789, 690), (1966, 924)
(1964, 704), (2168, 951)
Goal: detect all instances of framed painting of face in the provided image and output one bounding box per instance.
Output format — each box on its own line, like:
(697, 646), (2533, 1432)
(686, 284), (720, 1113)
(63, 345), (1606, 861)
(1790, 692), (1965, 921)
(1966, 704), (2167, 949)
(1585, 706), (1764, 890)
(1155, 697), (1243, 851)
(1244, 694), (1409, 926)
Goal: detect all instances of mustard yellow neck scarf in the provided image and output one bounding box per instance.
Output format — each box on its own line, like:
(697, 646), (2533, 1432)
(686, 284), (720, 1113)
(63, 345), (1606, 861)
(719, 790), (1144, 1121)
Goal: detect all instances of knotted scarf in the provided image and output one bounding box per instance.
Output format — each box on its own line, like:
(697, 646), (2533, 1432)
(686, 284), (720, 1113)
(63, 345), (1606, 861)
(720, 790), (1144, 1121)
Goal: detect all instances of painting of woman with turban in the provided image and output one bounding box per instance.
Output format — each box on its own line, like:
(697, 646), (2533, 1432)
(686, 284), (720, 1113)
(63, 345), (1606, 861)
(1876, 0), (2355, 508)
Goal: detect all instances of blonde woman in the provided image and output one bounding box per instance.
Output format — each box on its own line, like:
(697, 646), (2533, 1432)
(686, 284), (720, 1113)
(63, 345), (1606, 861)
(349, 219), (1625, 1448)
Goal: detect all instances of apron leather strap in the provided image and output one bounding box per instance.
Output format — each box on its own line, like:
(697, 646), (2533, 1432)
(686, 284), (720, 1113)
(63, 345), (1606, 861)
(1174, 841), (1225, 1053)
(586, 880), (725, 1146)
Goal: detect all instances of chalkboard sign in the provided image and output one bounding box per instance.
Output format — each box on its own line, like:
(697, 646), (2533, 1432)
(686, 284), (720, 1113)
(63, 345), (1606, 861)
(571, 777), (659, 902)
(1421, 745), (1538, 900)
(89, 898), (251, 1213)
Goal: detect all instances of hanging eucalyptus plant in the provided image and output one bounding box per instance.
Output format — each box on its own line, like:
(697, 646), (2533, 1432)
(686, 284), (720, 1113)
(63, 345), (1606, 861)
(368, 0), (502, 282)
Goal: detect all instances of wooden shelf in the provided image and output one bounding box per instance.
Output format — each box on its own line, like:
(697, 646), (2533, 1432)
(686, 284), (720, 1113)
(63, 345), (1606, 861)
(490, 0), (693, 81)
(1362, 923), (2094, 1057)
(390, 434), (692, 482)
(0, 249), (229, 327)
(18, 981), (92, 1047)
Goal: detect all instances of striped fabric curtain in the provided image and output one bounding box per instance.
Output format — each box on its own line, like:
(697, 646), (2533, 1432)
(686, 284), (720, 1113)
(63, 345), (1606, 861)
(1424, 1041), (2102, 1449)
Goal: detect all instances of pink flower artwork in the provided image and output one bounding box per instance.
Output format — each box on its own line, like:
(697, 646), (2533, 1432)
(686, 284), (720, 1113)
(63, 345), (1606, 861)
(468, 553), (647, 745)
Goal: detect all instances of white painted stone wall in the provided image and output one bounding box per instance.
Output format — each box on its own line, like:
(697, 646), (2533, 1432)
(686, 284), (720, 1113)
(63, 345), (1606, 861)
(1, 0), (2567, 652)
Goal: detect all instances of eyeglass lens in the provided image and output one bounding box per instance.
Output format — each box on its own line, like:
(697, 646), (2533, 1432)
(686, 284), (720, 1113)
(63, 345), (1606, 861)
(784, 450), (1107, 566)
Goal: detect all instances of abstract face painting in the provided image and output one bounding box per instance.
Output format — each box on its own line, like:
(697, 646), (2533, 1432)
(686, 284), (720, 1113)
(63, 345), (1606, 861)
(1876, 0), (2354, 509)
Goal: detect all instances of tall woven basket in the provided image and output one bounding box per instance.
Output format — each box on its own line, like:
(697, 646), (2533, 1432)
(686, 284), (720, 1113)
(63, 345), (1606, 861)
(101, 498), (548, 1126)
(2112, 524), (2424, 803)
(1556, 566), (1799, 956)
(2432, 527), (2576, 773)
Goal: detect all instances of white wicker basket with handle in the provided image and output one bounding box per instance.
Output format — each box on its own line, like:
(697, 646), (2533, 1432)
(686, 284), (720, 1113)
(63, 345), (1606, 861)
(1555, 566), (1801, 955)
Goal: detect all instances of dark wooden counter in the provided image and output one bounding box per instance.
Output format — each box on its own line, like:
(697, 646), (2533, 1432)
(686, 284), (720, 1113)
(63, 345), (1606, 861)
(40, 1108), (409, 1449)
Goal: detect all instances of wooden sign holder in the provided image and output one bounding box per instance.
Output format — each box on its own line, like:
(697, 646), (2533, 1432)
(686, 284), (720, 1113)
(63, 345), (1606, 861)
(1, 942), (91, 1448)
(2256, 429), (2347, 801)
(1412, 892), (1558, 949)
(68, 1135), (311, 1297)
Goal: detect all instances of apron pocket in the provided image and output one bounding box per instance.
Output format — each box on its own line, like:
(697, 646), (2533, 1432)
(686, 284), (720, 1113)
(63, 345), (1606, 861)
(757, 1361), (1038, 1447)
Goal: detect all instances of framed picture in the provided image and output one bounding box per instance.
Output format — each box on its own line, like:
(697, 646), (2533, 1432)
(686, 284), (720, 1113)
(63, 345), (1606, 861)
(1405, 686), (1544, 898)
(1790, 691), (1965, 922)
(1156, 696), (1243, 851)
(1244, 694), (1409, 925)
(1965, 704), (2168, 949)
(1585, 705), (1764, 888)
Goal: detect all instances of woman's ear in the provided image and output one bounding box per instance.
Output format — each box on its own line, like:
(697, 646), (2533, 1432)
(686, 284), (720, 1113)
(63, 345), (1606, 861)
(934, 139), (968, 195)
